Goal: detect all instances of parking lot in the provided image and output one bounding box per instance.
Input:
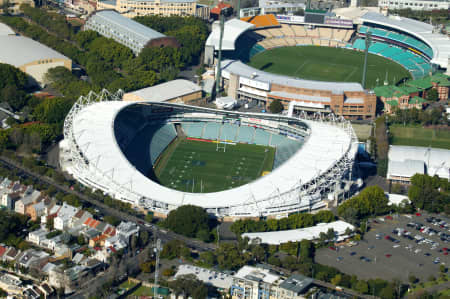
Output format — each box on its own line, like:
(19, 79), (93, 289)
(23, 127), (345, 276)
(316, 212), (450, 282)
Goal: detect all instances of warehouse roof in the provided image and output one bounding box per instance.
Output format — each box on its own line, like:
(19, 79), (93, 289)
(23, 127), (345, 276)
(234, 266), (281, 284)
(387, 145), (450, 180)
(87, 10), (165, 42)
(175, 265), (232, 290)
(222, 60), (364, 94)
(0, 35), (69, 67)
(242, 221), (355, 245)
(0, 22), (15, 36)
(279, 274), (314, 294)
(125, 79), (201, 102)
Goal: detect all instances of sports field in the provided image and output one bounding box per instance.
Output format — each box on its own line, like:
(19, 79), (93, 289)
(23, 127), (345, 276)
(389, 125), (450, 150)
(248, 46), (411, 89)
(154, 139), (275, 193)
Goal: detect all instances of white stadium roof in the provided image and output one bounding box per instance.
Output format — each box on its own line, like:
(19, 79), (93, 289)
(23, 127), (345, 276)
(221, 60), (365, 94)
(0, 22), (15, 36)
(387, 145), (450, 180)
(66, 100), (356, 214)
(242, 220), (355, 245)
(360, 12), (450, 68)
(205, 19), (255, 51)
(0, 35), (69, 67)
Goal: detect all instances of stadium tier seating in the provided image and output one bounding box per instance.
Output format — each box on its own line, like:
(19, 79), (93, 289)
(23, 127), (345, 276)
(273, 139), (303, 168)
(291, 25), (307, 36)
(182, 122), (205, 138)
(351, 38), (432, 79)
(358, 25), (433, 58)
(281, 24), (295, 36)
(220, 123), (238, 141)
(203, 122), (221, 140)
(253, 129), (271, 146)
(149, 124), (177, 164)
(237, 126), (255, 143)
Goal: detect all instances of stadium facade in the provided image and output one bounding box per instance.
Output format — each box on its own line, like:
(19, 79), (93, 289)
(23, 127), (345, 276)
(60, 90), (358, 219)
(204, 10), (450, 119)
(97, 0), (199, 18)
(84, 10), (179, 54)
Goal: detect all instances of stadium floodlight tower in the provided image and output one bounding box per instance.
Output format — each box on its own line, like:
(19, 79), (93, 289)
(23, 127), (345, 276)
(362, 31), (372, 89)
(213, 12), (225, 102)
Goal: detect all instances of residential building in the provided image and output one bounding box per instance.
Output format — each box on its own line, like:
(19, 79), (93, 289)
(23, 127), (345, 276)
(54, 203), (80, 231)
(3, 247), (20, 262)
(175, 265), (233, 291)
(49, 265), (88, 294)
(26, 198), (53, 221)
(210, 1), (232, 20)
(14, 189), (41, 214)
(0, 273), (22, 295)
(378, 0), (449, 11)
(278, 274), (314, 299)
(84, 10), (179, 55)
(97, 0), (198, 18)
(70, 209), (92, 228)
(116, 221), (139, 244)
(231, 266), (283, 299)
(28, 228), (49, 246)
(17, 249), (49, 269)
(0, 0), (35, 15)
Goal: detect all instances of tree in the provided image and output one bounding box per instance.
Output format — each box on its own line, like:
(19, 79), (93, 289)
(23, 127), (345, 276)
(163, 205), (212, 238)
(331, 274), (342, 286)
(138, 230), (149, 247)
(269, 99), (283, 113)
(139, 260), (155, 273)
(409, 275), (418, 284)
(355, 280), (369, 294)
(46, 218), (54, 230)
(379, 285), (396, 299)
(104, 215), (120, 226)
(199, 251), (216, 267)
(426, 88), (438, 101)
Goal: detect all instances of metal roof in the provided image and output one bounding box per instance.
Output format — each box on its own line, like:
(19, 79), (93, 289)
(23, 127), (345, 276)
(242, 220), (355, 245)
(87, 10), (165, 42)
(360, 12), (450, 68)
(206, 19), (255, 51)
(387, 145), (450, 179)
(125, 79), (201, 102)
(69, 101), (355, 210)
(279, 274), (314, 294)
(0, 35), (69, 67)
(222, 60), (365, 94)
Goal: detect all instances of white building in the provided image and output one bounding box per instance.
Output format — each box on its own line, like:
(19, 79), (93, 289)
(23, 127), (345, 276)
(116, 221), (139, 244)
(387, 145), (450, 184)
(54, 203), (80, 231)
(27, 228), (48, 246)
(242, 221), (355, 245)
(378, 0), (449, 11)
(231, 266), (283, 299)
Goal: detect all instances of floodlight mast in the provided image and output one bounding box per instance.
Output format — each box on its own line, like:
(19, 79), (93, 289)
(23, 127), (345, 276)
(213, 12), (225, 102)
(362, 31), (372, 89)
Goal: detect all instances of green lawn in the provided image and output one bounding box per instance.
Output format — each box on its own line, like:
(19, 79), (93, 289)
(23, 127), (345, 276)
(155, 139), (275, 193)
(248, 46), (411, 89)
(389, 125), (450, 149)
(119, 281), (137, 290)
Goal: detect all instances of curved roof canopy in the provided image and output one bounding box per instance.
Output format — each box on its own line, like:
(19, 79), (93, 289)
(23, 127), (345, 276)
(205, 19), (255, 51)
(0, 35), (69, 67)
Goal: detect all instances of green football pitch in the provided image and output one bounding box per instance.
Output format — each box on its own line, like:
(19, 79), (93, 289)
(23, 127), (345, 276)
(154, 139), (275, 193)
(248, 46), (412, 89)
(389, 125), (450, 150)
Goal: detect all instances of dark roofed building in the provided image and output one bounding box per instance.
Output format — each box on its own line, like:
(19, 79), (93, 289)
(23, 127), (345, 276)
(278, 274), (314, 298)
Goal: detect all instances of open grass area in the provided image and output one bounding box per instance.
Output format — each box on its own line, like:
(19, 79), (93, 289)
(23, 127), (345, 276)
(352, 123), (372, 141)
(155, 139), (275, 193)
(389, 125), (450, 149)
(248, 46), (411, 89)
(119, 281), (137, 290)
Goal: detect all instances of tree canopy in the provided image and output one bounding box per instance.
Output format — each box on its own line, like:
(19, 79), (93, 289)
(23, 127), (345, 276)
(338, 186), (390, 224)
(163, 205), (212, 238)
(269, 99), (284, 113)
(408, 174), (450, 213)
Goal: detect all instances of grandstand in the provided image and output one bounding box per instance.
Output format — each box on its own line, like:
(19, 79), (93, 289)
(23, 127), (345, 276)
(351, 36), (432, 79)
(62, 92), (358, 218)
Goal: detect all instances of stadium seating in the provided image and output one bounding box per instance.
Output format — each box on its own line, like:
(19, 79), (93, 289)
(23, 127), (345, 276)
(358, 25), (433, 58)
(203, 122), (221, 140)
(291, 25), (307, 36)
(241, 14), (279, 28)
(237, 126), (255, 143)
(149, 124), (177, 164)
(253, 129), (271, 146)
(182, 122), (205, 138)
(220, 123), (238, 141)
(273, 139), (303, 169)
(281, 24), (295, 36)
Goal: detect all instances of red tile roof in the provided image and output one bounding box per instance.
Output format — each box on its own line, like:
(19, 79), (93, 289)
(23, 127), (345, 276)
(0, 246), (7, 257)
(211, 2), (232, 15)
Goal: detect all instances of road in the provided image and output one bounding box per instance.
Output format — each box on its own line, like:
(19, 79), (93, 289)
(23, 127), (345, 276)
(0, 155), (216, 252)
